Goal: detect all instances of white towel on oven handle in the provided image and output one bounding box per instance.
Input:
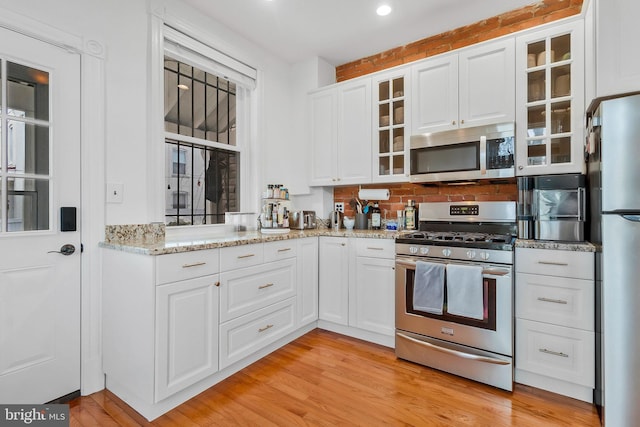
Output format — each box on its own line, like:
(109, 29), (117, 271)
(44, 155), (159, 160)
(413, 261), (445, 314)
(446, 264), (484, 320)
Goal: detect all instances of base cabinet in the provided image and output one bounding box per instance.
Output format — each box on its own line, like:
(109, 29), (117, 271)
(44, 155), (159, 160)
(155, 276), (219, 401)
(515, 247), (595, 402)
(297, 237), (319, 326)
(319, 236), (395, 346)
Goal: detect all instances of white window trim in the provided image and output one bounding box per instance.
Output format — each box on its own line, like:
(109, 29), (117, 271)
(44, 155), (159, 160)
(148, 12), (260, 229)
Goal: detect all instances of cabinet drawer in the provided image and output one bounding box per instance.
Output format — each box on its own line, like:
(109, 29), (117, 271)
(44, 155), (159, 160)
(219, 297), (296, 369)
(515, 248), (594, 280)
(516, 273), (594, 330)
(219, 259), (296, 322)
(220, 244), (264, 272)
(264, 239), (297, 263)
(155, 249), (220, 285)
(515, 318), (594, 387)
(355, 238), (394, 259)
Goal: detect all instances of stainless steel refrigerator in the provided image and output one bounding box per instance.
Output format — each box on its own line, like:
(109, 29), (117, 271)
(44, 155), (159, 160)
(587, 92), (640, 426)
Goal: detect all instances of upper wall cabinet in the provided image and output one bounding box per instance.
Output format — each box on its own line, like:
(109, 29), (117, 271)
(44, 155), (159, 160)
(309, 79), (372, 186)
(515, 21), (585, 176)
(595, 0), (640, 98)
(411, 38), (515, 135)
(372, 67), (411, 182)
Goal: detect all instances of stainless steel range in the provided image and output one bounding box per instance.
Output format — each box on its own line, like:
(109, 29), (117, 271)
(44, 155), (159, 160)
(395, 201), (516, 391)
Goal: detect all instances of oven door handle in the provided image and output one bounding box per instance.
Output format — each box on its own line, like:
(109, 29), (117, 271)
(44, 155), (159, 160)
(397, 332), (510, 365)
(395, 259), (510, 276)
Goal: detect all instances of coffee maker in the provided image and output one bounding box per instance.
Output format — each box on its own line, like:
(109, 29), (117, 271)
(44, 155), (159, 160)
(517, 174), (586, 242)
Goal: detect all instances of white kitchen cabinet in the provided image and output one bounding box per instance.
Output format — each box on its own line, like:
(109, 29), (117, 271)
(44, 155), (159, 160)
(309, 89), (337, 185)
(219, 297), (297, 369)
(103, 248), (220, 411)
(515, 20), (585, 176)
(350, 239), (395, 336)
(309, 78), (372, 186)
(372, 67), (411, 182)
(411, 38), (515, 134)
(219, 258), (296, 323)
(155, 275), (219, 401)
(318, 236), (395, 346)
(297, 237), (319, 326)
(515, 247), (595, 402)
(318, 236), (350, 325)
(595, 0), (640, 98)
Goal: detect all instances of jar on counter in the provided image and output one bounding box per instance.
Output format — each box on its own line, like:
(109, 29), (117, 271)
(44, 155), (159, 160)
(405, 200), (416, 230)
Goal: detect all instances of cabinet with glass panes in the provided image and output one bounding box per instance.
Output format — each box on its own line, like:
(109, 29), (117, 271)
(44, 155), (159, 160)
(372, 67), (410, 183)
(515, 20), (585, 176)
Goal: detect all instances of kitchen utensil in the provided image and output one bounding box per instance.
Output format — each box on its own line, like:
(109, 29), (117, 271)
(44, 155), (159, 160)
(329, 210), (343, 230)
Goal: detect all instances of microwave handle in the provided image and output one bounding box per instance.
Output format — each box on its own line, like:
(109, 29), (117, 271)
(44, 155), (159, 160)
(578, 187), (585, 221)
(480, 136), (487, 175)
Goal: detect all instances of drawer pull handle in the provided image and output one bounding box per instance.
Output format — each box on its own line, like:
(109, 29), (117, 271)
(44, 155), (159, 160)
(182, 262), (206, 268)
(537, 297), (568, 305)
(237, 254), (255, 259)
(366, 247), (384, 251)
(277, 248), (292, 252)
(258, 324), (274, 333)
(259, 283), (274, 290)
(539, 348), (569, 358)
(537, 261), (569, 266)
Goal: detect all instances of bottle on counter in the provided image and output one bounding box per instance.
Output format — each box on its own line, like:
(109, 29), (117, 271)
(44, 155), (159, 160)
(405, 200), (416, 230)
(371, 202), (381, 230)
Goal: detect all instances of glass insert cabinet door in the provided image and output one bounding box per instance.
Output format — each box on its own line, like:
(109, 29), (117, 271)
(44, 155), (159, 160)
(0, 59), (52, 232)
(516, 21), (584, 176)
(374, 70), (409, 182)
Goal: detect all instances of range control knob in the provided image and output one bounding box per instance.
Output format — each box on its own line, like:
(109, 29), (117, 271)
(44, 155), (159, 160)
(480, 251), (490, 260)
(442, 248), (452, 257)
(419, 247), (430, 255)
(409, 246), (418, 254)
(466, 250), (477, 259)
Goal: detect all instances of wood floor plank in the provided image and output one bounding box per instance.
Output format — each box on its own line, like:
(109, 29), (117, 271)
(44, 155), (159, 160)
(70, 329), (601, 426)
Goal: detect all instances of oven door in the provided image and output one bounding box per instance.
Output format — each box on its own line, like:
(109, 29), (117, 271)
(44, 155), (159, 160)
(395, 255), (513, 390)
(395, 255), (513, 357)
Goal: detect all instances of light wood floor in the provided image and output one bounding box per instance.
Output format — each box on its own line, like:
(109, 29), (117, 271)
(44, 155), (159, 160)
(69, 329), (601, 426)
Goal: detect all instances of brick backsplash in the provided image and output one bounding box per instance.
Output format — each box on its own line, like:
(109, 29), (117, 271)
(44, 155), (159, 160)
(334, 181), (517, 219)
(336, 0), (583, 82)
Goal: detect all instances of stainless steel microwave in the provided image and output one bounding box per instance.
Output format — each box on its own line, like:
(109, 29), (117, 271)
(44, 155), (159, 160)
(409, 122), (515, 183)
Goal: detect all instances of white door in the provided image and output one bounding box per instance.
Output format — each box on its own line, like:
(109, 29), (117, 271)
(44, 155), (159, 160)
(0, 27), (81, 403)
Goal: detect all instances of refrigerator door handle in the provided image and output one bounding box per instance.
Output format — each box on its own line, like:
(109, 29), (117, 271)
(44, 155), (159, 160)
(622, 215), (640, 222)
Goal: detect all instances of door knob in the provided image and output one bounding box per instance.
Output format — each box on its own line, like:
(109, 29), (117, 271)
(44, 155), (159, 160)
(48, 244), (76, 256)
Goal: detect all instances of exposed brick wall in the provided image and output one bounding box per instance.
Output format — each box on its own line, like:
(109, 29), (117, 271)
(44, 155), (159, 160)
(334, 181), (517, 219)
(336, 0), (584, 82)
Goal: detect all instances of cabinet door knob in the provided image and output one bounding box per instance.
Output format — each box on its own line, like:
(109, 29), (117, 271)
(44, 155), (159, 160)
(452, 120), (456, 125)
(214, 281), (220, 287)
(461, 119), (465, 124)
(518, 165), (524, 170)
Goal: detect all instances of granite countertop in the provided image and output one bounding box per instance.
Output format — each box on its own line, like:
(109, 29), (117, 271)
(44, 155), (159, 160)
(100, 227), (404, 256)
(515, 239), (597, 252)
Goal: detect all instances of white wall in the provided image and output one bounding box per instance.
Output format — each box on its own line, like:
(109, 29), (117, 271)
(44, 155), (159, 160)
(0, 0), (299, 225)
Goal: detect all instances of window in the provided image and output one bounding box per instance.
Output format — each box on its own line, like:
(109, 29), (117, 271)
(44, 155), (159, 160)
(171, 147), (187, 176)
(163, 55), (241, 226)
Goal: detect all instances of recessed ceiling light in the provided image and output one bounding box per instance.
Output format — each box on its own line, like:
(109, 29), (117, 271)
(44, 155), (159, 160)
(177, 84), (189, 91)
(376, 5), (392, 16)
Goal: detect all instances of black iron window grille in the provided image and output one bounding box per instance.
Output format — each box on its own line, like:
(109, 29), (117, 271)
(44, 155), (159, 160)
(164, 56), (239, 226)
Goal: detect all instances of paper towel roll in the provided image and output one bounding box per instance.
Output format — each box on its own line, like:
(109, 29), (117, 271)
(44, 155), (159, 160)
(358, 188), (390, 201)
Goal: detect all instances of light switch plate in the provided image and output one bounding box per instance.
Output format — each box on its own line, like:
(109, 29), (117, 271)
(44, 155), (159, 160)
(106, 183), (124, 203)
(334, 202), (344, 213)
